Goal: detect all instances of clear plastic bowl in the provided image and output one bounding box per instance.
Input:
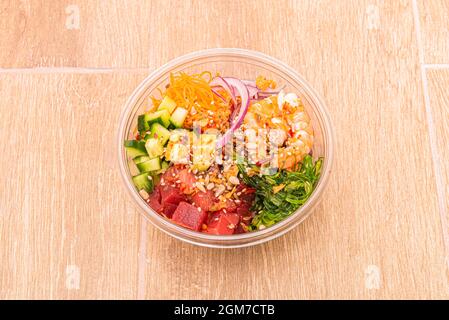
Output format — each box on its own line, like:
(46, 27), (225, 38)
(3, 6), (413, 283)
(117, 48), (334, 248)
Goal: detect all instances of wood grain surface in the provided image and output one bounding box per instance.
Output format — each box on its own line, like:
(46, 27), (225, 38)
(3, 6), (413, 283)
(0, 74), (147, 299)
(427, 69), (449, 263)
(0, 0), (448, 299)
(418, 0), (449, 64)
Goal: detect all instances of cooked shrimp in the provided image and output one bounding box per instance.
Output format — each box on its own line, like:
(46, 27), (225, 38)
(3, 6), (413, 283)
(243, 92), (314, 169)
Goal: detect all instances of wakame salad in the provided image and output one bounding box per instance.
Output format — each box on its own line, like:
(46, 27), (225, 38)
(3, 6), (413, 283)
(124, 72), (322, 235)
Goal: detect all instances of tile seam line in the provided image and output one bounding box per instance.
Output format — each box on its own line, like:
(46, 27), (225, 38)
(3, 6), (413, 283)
(0, 64), (443, 74)
(423, 64), (449, 69)
(0, 67), (152, 74)
(137, 216), (147, 300)
(412, 0), (449, 267)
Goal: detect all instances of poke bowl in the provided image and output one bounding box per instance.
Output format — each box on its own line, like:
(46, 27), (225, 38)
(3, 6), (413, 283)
(117, 48), (334, 248)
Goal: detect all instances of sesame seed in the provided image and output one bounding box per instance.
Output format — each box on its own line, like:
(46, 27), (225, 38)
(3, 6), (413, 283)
(215, 185), (226, 197)
(229, 176), (240, 185)
(139, 189), (149, 199)
(197, 207), (202, 212)
(196, 182), (206, 193)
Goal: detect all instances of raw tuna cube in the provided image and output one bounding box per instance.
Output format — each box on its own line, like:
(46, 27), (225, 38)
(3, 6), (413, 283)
(206, 211), (240, 235)
(160, 184), (186, 205)
(191, 190), (215, 212)
(172, 201), (207, 231)
(147, 187), (162, 213)
(161, 165), (182, 184)
(236, 202), (253, 218)
(162, 203), (178, 218)
(236, 185), (256, 203)
(177, 169), (196, 194)
(223, 199), (237, 212)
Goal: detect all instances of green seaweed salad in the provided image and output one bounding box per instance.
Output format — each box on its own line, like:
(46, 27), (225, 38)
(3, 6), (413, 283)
(238, 155), (323, 230)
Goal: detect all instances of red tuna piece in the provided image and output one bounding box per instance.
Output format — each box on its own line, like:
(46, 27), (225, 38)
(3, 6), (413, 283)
(191, 190), (216, 212)
(206, 210), (240, 235)
(236, 185), (256, 203)
(147, 187), (162, 213)
(172, 201), (208, 231)
(162, 203), (178, 218)
(223, 199), (237, 212)
(160, 184), (186, 206)
(161, 165), (182, 184)
(236, 202), (254, 219)
(177, 168), (197, 194)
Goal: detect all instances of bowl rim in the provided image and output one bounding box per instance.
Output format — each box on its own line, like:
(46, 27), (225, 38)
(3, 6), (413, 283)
(117, 48), (335, 247)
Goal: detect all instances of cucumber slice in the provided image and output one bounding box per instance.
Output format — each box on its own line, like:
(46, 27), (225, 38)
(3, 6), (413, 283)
(133, 155), (150, 164)
(161, 161), (170, 169)
(124, 140), (147, 158)
(136, 157), (161, 173)
(151, 173), (161, 186)
(137, 114), (151, 133)
(132, 172), (154, 193)
(152, 161), (170, 175)
(145, 138), (164, 158)
(150, 123), (171, 145)
(147, 110), (171, 128)
(170, 107), (188, 128)
(157, 96), (177, 114)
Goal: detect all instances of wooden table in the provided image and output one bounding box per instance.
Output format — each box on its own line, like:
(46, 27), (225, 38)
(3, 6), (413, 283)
(1, 0), (448, 299)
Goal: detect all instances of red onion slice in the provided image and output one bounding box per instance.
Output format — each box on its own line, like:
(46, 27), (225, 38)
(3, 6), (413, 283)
(246, 86), (259, 99)
(242, 80), (257, 87)
(216, 77), (250, 148)
(211, 88), (227, 103)
(210, 77), (236, 106)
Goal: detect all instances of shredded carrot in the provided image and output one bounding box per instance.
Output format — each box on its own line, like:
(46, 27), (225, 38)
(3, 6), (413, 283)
(164, 71), (217, 111)
(255, 75), (276, 91)
(153, 71), (232, 132)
